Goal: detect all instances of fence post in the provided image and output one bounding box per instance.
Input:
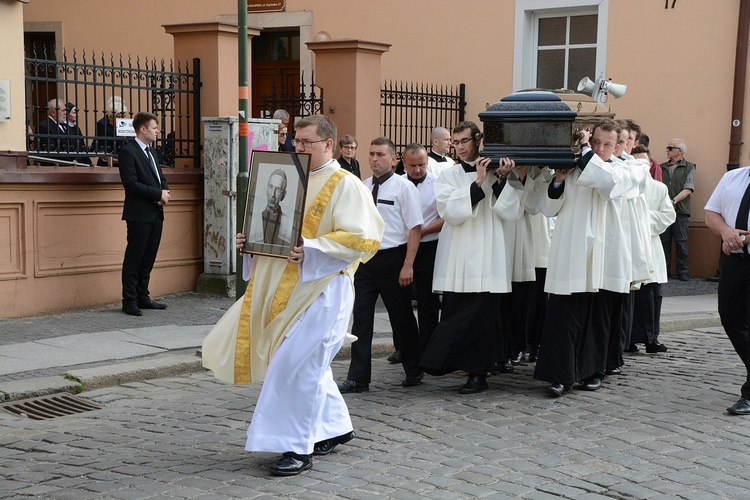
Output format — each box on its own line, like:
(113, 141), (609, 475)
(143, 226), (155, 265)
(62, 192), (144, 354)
(307, 39), (391, 177)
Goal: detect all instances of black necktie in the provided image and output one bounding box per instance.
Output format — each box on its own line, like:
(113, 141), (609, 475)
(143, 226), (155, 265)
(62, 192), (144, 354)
(735, 174), (750, 254)
(735, 175), (750, 230)
(145, 147), (160, 181)
(371, 171), (394, 204)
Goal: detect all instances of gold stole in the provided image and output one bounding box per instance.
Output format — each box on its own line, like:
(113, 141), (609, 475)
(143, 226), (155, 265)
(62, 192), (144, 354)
(233, 168), (349, 383)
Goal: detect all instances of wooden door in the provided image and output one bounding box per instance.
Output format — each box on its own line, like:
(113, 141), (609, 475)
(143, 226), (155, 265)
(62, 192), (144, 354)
(24, 32), (57, 132)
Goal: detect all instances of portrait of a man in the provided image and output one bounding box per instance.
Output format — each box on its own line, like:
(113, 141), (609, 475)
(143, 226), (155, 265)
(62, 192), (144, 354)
(248, 165), (295, 247)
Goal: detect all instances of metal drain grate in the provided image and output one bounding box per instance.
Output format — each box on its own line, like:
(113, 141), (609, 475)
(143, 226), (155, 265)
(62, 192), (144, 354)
(0, 393), (104, 420)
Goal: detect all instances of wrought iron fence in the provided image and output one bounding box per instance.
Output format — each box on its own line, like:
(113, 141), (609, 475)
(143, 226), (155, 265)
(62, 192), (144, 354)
(25, 46), (201, 168)
(381, 81), (466, 157)
(260, 71), (323, 124)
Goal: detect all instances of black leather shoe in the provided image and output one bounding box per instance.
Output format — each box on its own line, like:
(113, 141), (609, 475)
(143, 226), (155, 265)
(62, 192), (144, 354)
(546, 383), (571, 397)
(646, 341), (668, 353)
(338, 379), (369, 393)
(624, 343), (639, 353)
(527, 348), (539, 363)
(138, 299), (167, 310)
(313, 431), (355, 456)
(678, 273), (690, 281)
(387, 350), (401, 364)
(459, 374), (488, 394)
(605, 367), (622, 375)
(510, 351), (525, 365)
(122, 303), (143, 316)
(579, 376), (603, 391)
(270, 452), (312, 476)
(401, 372), (424, 387)
(727, 398), (750, 415)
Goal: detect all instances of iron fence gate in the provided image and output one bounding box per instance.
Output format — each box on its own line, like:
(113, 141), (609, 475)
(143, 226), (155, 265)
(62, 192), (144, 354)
(261, 72), (323, 124)
(381, 81), (466, 156)
(25, 47), (201, 168)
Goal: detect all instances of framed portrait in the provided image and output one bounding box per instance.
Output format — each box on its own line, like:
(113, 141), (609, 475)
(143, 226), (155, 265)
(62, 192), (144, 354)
(241, 151), (310, 258)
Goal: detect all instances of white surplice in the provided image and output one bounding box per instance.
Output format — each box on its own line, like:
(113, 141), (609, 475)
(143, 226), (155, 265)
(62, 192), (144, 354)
(432, 163), (523, 294)
(542, 153), (631, 294)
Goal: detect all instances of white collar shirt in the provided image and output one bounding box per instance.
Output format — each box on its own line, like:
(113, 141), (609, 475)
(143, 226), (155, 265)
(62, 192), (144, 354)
(363, 173), (424, 250)
(705, 166), (750, 253)
(402, 172), (440, 242)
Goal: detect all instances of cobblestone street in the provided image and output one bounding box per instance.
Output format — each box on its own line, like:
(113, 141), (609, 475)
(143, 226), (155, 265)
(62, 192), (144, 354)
(2, 325), (749, 499)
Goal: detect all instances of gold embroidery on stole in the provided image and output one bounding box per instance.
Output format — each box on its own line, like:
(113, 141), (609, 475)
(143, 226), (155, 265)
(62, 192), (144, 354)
(233, 168), (348, 383)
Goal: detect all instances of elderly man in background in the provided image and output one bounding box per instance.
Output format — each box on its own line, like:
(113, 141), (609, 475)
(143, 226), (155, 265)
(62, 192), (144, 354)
(660, 138), (695, 281)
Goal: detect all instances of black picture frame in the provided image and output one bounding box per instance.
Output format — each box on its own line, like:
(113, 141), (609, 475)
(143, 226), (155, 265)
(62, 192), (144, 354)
(241, 150), (310, 258)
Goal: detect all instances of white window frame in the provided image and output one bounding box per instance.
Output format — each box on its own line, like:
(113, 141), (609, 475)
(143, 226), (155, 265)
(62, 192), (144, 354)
(513, 0), (610, 92)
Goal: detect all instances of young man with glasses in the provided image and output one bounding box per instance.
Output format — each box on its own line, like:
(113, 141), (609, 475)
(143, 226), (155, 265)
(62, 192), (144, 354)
(660, 139), (695, 281)
(419, 121), (522, 394)
(203, 115), (384, 477)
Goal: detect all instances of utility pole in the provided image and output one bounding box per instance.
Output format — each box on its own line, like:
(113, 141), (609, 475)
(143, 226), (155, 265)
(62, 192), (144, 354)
(236, 0), (249, 298)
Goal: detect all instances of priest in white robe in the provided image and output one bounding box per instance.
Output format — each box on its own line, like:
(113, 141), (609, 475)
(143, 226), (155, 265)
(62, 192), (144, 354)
(202, 115), (384, 477)
(420, 121), (522, 394)
(629, 146), (676, 351)
(533, 120), (633, 397)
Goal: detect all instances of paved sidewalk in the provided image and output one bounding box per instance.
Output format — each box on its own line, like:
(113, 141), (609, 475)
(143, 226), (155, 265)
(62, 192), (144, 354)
(0, 279), (720, 402)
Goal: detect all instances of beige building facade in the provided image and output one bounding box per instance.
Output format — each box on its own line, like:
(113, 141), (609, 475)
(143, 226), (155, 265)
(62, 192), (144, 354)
(2, 0), (748, 316)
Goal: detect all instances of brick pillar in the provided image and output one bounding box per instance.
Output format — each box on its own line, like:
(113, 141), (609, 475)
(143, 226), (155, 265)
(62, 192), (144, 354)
(307, 39), (391, 177)
(164, 22), (261, 120)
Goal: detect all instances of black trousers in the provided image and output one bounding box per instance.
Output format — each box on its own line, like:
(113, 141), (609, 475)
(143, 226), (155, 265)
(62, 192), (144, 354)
(606, 290), (633, 372)
(528, 268), (548, 350)
(631, 282), (662, 345)
(509, 280), (537, 356)
(420, 292), (506, 376)
(413, 239), (441, 349)
(534, 291), (612, 385)
(348, 245), (422, 384)
(718, 253), (750, 400)
(122, 220), (163, 304)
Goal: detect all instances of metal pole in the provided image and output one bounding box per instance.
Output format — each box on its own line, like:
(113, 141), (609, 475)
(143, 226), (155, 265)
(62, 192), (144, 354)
(236, 0), (249, 298)
(728, 0), (750, 171)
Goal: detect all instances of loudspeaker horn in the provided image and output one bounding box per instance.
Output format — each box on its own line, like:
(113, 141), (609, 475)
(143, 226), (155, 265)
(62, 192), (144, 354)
(604, 82), (627, 99)
(577, 77), (596, 94)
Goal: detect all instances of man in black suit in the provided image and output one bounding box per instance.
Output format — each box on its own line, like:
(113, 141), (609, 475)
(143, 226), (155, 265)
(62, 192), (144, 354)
(36, 98), (68, 165)
(118, 112), (171, 316)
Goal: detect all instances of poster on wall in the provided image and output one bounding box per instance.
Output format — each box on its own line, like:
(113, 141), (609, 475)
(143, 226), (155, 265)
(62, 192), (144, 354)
(0, 81), (10, 122)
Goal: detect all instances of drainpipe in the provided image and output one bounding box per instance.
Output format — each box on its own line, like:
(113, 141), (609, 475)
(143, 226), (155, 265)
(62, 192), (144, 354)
(236, 0), (249, 298)
(728, 0), (750, 171)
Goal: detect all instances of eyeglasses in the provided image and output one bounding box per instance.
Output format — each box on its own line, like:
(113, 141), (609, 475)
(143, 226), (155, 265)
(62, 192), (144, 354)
(291, 139), (327, 150)
(666, 146), (681, 151)
(452, 137), (475, 146)
(341, 145), (357, 150)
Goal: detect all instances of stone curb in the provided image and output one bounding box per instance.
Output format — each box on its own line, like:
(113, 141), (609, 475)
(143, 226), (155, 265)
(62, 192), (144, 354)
(0, 376), (83, 403)
(63, 353), (204, 392)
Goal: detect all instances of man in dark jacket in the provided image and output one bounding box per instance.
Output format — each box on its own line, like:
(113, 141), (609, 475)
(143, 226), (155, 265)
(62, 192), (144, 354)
(660, 138), (695, 281)
(118, 112), (171, 316)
